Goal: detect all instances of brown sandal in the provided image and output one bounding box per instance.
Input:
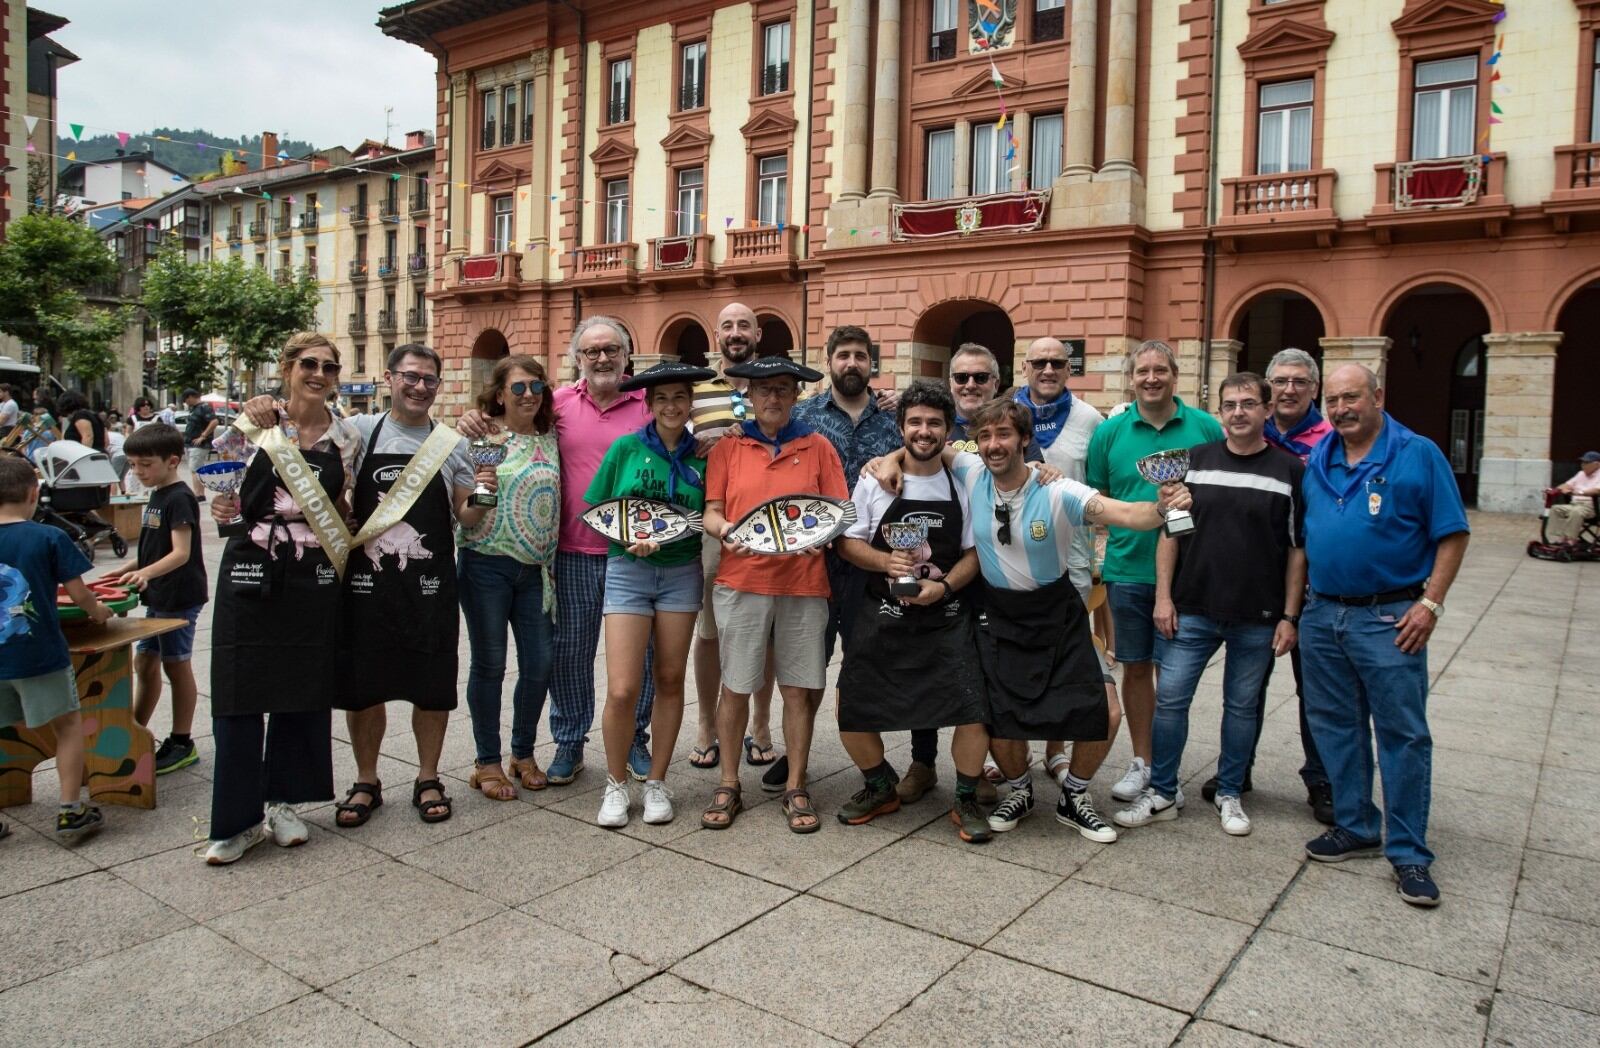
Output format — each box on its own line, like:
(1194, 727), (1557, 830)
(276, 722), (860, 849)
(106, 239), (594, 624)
(509, 756), (547, 791)
(470, 763), (517, 801)
(780, 788), (821, 835)
(701, 785), (743, 830)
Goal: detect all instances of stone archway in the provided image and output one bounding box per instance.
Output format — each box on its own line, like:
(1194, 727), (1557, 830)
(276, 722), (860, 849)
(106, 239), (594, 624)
(911, 299), (1016, 390)
(658, 316), (710, 367)
(1231, 290), (1327, 377)
(469, 328), (510, 402)
(756, 314), (794, 359)
(1554, 284), (1600, 484)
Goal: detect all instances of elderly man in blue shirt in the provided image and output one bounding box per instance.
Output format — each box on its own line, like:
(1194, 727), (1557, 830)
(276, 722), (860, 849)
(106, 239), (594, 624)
(1299, 364), (1469, 909)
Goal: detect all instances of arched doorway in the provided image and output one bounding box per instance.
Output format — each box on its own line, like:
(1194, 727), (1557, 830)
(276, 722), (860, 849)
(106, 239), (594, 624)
(1554, 284), (1600, 484)
(1232, 291), (1327, 376)
(911, 300), (1017, 389)
(1382, 286), (1490, 504)
(660, 318), (710, 367)
(757, 315), (794, 359)
(468, 327), (509, 404)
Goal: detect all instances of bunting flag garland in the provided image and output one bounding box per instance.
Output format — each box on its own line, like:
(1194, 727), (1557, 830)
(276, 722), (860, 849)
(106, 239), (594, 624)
(23, 115), (37, 134)
(116, 131), (130, 147)
(1482, 9), (1506, 161)
(69, 123), (83, 140)
(25, 142), (34, 152)
(66, 150), (75, 161)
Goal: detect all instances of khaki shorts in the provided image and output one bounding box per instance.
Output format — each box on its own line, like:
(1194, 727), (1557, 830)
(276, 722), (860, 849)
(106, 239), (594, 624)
(695, 534), (723, 641)
(712, 585), (828, 693)
(0, 665), (80, 729)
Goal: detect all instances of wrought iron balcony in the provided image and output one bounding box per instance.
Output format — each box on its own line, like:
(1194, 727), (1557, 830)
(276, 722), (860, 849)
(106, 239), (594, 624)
(377, 309), (398, 334)
(409, 189), (429, 215)
(348, 259), (369, 280)
(481, 120), (496, 150)
(406, 306), (427, 332)
(249, 221), (267, 239)
(407, 252), (428, 274)
(297, 212), (319, 232)
(377, 256), (398, 279)
(350, 204), (368, 226)
(274, 217), (292, 236)
(226, 225), (244, 243)
(379, 198), (401, 222)
(349, 312), (367, 335)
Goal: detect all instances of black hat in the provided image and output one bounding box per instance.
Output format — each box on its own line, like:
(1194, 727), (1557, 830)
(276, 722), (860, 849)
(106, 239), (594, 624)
(1582, 450), (1600, 463)
(724, 355), (824, 382)
(619, 360), (719, 392)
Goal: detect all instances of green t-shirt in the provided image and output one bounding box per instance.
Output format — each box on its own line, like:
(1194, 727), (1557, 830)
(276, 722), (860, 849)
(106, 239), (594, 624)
(1084, 397), (1225, 584)
(583, 432), (707, 567)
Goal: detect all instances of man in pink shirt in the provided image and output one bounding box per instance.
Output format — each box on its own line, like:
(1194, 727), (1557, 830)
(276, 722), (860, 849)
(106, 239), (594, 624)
(1548, 451), (1600, 544)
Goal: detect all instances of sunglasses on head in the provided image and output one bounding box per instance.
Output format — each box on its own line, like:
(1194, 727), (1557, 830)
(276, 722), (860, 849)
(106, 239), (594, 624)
(509, 380), (546, 397)
(994, 503), (1012, 546)
(952, 372), (993, 386)
(295, 357), (342, 376)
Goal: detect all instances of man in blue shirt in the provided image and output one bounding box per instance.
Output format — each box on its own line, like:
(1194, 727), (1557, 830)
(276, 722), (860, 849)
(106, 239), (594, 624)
(1299, 364), (1469, 909)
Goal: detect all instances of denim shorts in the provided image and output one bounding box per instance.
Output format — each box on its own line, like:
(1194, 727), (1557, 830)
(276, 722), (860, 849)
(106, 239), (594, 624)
(1106, 581), (1165, 666)
(603, 556), (704, 616)
(135, 604), (203, 662)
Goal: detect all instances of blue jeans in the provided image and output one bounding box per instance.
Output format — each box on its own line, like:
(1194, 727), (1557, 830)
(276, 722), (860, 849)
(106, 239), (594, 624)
(550, 551), (653, 755)
(1300, 596), (1433, 868)
(458, 549), (555, 765)
(1249, 645), (1329, 787)
(1150, 613), (1275, 800)
(1106, 581), (1167, 666)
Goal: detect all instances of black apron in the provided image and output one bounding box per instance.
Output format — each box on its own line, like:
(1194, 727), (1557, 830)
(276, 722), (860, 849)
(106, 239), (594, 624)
(977, 571), (1108, 741)
(836, 469), (986, 732)
(337, 414), (459, 711)
(211, 445), (346, 716)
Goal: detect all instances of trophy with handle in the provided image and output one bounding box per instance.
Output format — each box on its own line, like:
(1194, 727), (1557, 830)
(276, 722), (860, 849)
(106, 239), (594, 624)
(881, 520), (930, 597)
(196, 461), (248, 537)
(467, 437), (509, 508)
(1136, 449), (1195, 537)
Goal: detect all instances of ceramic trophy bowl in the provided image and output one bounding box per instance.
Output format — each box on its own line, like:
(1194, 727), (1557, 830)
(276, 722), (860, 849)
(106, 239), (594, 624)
(882, 520), (929, 597)
(1136, 449), (1195, 537)
(468, 438), (509, 508)
(196, 460), (248, 536)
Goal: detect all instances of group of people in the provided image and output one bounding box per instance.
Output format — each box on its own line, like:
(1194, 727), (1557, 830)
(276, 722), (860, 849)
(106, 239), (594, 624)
(0, 302), (1473, 910)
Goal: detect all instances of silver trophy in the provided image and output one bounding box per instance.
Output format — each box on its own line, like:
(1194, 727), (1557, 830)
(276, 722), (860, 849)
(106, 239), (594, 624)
(881, 520), (930, 597)
(195, 460), (248, 536)
(1136, 449), (1195, 537)
(467, 438), (509, 508)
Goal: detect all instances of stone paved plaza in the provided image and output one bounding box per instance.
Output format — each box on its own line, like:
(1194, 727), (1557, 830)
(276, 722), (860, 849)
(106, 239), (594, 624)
(2, 511), (1597, 1047)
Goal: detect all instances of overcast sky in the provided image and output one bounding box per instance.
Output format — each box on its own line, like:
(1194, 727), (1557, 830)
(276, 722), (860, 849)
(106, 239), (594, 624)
(45, 0), (438, 148)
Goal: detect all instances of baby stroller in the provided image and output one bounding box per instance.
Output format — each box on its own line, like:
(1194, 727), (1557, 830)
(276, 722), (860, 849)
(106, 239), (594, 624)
(1527, 488), (1600, 562)
(34, 440), (127, 563)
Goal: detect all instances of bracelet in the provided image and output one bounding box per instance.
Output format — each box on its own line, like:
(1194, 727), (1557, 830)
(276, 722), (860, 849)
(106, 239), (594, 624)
(938, 578), (952, 599)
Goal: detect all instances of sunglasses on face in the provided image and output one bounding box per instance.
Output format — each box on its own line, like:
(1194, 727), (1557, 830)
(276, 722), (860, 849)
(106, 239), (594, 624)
(994, 504), (1012, 546)
(508, 380), (546, 397)
(952, 372), (994, 386)
(296, 357), (342, 376)
(1027, 359), (1069, 372)
(395, 370), (441, 390)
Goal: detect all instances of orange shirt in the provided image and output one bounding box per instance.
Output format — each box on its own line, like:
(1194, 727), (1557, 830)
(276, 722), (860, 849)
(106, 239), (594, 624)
(707, 430), (848, 597)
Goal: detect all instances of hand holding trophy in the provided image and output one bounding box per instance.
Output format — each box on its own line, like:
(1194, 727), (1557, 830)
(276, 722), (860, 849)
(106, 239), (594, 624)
(881, 520), (930, 596)
(1136, 449), (1196, 537)
(468, 436), (509, 508)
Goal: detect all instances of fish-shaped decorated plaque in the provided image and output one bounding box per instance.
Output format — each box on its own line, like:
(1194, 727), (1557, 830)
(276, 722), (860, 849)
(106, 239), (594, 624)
(724, 496), (858, 555)
(581, 498), (704, 546)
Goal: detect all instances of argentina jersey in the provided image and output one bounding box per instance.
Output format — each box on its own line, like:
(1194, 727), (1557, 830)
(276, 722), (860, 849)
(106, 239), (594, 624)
(952, 453), (1095, 592)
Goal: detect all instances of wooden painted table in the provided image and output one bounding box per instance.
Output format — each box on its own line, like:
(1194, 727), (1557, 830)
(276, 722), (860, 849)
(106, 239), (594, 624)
(0, 616), (187, 810)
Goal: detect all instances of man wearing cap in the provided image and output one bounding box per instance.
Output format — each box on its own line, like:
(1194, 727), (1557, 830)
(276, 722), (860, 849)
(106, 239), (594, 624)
(1299, 364), (1469, 909)
(181, 388), (219, 501)
(1547, 451), (1600, 545)
(700, 355), (848, 835)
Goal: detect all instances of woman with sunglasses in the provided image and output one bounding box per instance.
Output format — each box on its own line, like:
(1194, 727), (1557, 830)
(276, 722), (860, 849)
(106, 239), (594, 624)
(204, 333), (361, 864)
(585, 361), (717, 827)
(457, 355), (562, 800)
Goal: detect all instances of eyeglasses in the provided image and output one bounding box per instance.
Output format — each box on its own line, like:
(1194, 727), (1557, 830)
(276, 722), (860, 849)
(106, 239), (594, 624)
(1270, 376), (1313, 390)
(579, 344), (624, 361)
(994, 504), (1012, 546)
(952, 372), (994, 386)
(1027, 358), (1070, 372)
(509, 380), (546, 397)
(1220, 399), (1263, 414)
(395, 370), (441, 390)
(296, 357), (342, 376)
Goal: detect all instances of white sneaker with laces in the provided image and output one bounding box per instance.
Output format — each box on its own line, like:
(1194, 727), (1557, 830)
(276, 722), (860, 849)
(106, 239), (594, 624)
(641, 780), (675, 825)
(204, 823), (266, 865)
(597, 777), (631, 828)
(1112, 788), (1180, 828)
(264, 803), (309, 847)
(1216, 794), (1252, 836)
(1111, 757), (1150, 802)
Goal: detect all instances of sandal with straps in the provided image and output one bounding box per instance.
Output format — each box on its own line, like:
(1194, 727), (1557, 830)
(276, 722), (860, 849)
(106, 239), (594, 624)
(780, 788), (821, 835)
(469, 763), (517, 802)
(701, 784), (743, 830)
(336, 781), (383, 828)
(509, 756), (547, 791)
(412, 778), (453, 824)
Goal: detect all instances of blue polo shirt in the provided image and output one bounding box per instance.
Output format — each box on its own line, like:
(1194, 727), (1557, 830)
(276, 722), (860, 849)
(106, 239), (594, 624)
(1302, 413), (1468, 596)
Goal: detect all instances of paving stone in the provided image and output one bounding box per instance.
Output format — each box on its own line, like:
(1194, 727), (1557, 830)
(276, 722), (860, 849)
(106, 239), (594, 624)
(1174, 1021), (1293, 1047)
(1427, 783), (1534, 847)
(0, 820), (97, 899)
(1527, 800), (1600, 861)
(541, 774), (707, 841)
(0, 926), (307, 1048)
(0, 871), (191, 991)
(1485, 990), (1600, 1048)
(1429, 749), (1542, 801)
(672, 895), (968, 1044)
(666, 805), (901, 891)
(1499, 909), (1600, 1014)
(194, 992), (412, 1047)
(4, 776), (215, 868)
(1201, 930), (1489, 1048)
(1328, 828), (1524, 908)
(328, 910), (652, 1048)
(524, 846), (793, 965)
(540, 973), (847, 1047)
(988, 880), (1252, 1012)
(208, 862), (503, 987)
(1428, 719), (1547, 764)
(1514, 849), (1600, 926)
(1537, 763), (1600, 810)
(862, 950), (1188, 1048)
(811, 836), (1060, 945)
(908, 783), (1109, 877)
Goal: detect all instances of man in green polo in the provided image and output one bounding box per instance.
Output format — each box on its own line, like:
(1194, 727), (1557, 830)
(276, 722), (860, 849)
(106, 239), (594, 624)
(1085, 340), (1224, 806)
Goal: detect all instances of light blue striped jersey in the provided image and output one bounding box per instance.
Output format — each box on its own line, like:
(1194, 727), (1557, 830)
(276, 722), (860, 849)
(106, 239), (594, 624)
(951, 452), (1097, 592)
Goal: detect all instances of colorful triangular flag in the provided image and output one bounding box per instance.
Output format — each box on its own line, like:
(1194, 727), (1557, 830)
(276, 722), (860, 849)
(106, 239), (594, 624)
(989, 61), (1003, 88)
(69, 123), (84, 140)
(23, 115), (37, 134)
(66, 150), (76, 161)
(1491, 101), (1503, 114)
(1488, 115), (1503, 124)
(116, 131), (129, 147)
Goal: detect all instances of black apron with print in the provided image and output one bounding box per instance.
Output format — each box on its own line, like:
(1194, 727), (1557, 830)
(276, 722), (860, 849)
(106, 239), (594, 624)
(976, 571), (1108, 741)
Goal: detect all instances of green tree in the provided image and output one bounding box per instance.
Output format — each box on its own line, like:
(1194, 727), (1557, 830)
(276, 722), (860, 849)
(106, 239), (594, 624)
(0, 212), (127, 381)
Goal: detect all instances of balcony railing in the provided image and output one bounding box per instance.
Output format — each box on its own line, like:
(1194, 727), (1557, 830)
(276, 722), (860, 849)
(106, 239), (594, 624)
(407, 252), (428, 274)
(297, 212), (319, 232)
(1393, 155), (1484, 209)
(1554, 143), (1600, 191)
(249, 221), (267, 239)
(481, 121), (496, 150)
(406, 306), (427, 332)
(377, 256), (398, 279)
(377, 309), (398, 334)
(1226, 170), (1336, 218)
(348, 259), (369, 280)
(680, 81), (705, 111)
(726, 224), (800, 264)
(502, 121), (517, 147)
(1370, 153), (1507, 238)
(607, 97), (631, 125)
(274, 269), (292, 286)
(409, 190), (429, 215)
(379, 198), (401, 222)
(274, 217), (292, 236)
(226, 225), (244, 243)
(650, 234), (706, 271)
(449, 252), (523, 294)
(574, 242), (639, 288)
(349, 312), (367, 335)
(1033, 6), (1065, 42)
(350, 204), (368, 226)
(521, 114), (534, 142)
(761, 62), (789, 95)
(929, 28), (957, 62)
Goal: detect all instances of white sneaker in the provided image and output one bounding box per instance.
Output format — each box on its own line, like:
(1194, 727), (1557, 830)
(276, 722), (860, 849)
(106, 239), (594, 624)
(640, 780), (675, 825)
(1111, 758), (1150, 802)
(1216, 794), (1252, 836)
(1112, 788), (1180, 828)
(597, 777), (631, 828)
(204, 823), (266, 865)
(264, 803), (309, 847)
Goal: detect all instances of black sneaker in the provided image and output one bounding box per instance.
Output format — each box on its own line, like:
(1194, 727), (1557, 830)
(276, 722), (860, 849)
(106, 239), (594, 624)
(1201, 773), (1254, 806)
(949, 796), (992, 844)
(1307, 781), (1335, 826)
(154, 736), (199, 775)
(1056, 788), (1118, 843)
(1305, 826), (1382, 862)
(986, 785), (1034, 832)
(837, 776), (900, 825)
(55, 805), (103, 842)
(1395, 865), (1441, 908)
(760, 755), (790, 793)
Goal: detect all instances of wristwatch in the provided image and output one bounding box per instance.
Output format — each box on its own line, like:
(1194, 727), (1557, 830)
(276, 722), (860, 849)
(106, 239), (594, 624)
(938, 579), (953, 600)
(1281, 613), (1300, 626)
(1418, 597), (1443, 618)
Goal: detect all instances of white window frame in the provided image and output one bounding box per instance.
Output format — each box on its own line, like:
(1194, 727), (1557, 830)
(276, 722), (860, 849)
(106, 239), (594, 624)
(933, 0), (958, 33)
(763, 22), (791, 94)
(480, 88), (496, 142)
(757, 154), (788, 226)
(1029, 113), (1063, 190)
(970, 121), (1009, 196)
(522, 81), (536, 141)
(604, 178), (630, 244)
(1591, 39), (1600, 143)
(609, 58), (633, 124)
(926, 127), (955, 200)
(681, 41), (707, 110)
(1412, 56), (1478, 161)
(1257, 79), (1314, 175)
(676, 168), (705, 236)
(491, 195), (514, 253)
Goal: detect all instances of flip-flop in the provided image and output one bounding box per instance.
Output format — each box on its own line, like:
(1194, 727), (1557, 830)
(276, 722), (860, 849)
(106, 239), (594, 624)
(689, 743), (720, 769)
(743, 735), (778, 766)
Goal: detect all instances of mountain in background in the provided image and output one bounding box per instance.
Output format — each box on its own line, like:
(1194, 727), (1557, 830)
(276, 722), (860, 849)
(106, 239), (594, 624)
(56, 129), (319, 181)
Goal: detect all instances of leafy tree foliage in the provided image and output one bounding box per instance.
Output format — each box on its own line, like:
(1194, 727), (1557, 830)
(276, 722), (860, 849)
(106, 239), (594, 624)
(0, 213), (126, 381)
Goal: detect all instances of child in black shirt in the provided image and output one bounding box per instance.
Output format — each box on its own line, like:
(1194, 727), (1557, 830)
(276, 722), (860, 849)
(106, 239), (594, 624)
(111, 424), (208, 774)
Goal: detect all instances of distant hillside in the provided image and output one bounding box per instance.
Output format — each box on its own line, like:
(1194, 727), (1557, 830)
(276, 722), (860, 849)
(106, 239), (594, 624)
(56, 128), (318, 181)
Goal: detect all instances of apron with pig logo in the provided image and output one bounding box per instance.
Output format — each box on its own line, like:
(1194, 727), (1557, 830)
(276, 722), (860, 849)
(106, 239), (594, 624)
(337, 414), (459, 711)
